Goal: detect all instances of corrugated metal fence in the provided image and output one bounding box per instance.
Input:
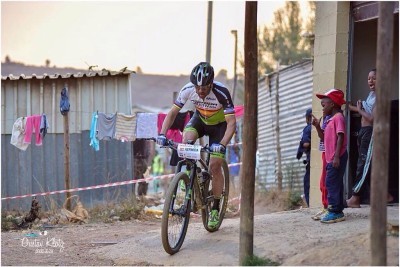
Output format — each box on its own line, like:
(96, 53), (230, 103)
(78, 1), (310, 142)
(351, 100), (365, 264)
(1, 71), (136, 211)
(257, 60), (313, 191)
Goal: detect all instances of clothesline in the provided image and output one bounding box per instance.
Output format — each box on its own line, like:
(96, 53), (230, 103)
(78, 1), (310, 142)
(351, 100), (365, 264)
(89, 111), (190, 151)
(10, 107), (245, 152)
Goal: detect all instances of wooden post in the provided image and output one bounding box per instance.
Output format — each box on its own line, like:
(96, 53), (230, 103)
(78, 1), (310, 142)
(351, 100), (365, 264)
(275, 63), (283, 191)
(371, 2), (394, 266)
(63, 104), (71, 211)
(239, 1), (257, 264)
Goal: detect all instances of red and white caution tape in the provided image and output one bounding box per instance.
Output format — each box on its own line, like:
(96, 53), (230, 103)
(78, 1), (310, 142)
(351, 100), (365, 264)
(1, 162), (242, 201)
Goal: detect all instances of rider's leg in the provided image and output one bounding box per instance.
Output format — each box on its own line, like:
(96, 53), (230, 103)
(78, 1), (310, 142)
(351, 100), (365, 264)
(182, 130), (198, 144)
(209, 157), (224, 210)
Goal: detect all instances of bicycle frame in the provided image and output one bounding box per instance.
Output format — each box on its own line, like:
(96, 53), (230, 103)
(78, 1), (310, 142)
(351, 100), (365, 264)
(172, 147), (211, 216)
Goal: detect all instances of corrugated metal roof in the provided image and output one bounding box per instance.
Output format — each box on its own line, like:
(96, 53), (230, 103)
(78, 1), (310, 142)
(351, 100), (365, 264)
(1, 70), (135, 81)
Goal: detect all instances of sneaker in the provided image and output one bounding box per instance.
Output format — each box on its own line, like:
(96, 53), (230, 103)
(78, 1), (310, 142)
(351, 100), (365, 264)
(208, 209), (220, 229)
(320, 211), (345, 224)
(311, 208), (327, 221)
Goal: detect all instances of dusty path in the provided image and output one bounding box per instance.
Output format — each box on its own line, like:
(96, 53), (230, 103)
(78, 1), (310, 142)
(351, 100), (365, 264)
(1, 206), (398, 266)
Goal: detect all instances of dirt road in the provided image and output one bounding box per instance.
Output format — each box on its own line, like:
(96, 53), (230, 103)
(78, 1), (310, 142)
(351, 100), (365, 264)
(1, 206), (398, 266)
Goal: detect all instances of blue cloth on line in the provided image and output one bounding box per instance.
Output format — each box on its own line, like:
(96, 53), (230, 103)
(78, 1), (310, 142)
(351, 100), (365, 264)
(90, 112), (100, 151)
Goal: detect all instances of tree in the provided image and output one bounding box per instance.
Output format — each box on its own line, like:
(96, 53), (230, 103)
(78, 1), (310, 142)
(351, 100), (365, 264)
(45, 59), (50, 67)
(216, 69), (228, 78)
(252, 1), (315, 76)
(5, 55), (11, 63)
(135, 66), (143, 74)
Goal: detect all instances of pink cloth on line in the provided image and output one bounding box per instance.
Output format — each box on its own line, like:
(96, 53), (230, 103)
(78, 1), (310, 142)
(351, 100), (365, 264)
(157, 113), (189, 143)
(234, 105), (244, 117)
(24, 115), (43, 145)
(168, 129), (183, 143)
(157, 113), (167, 134)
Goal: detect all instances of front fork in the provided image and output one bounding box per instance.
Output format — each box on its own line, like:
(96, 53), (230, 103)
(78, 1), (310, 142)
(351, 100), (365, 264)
(171, 160), (196, 215)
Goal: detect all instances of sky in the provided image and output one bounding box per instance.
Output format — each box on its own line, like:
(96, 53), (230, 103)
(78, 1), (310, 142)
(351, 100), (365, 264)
(1, 1), (310, 78)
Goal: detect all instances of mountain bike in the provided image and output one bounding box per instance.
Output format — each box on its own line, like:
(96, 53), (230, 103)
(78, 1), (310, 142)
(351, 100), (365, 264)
(158, 139), (230, 255)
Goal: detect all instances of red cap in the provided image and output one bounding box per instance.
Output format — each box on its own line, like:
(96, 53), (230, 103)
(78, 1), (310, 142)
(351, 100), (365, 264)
(316, 89), (346, 106)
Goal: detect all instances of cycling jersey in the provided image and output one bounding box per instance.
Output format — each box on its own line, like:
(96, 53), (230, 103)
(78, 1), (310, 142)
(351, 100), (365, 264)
(174, 81), (235, 125)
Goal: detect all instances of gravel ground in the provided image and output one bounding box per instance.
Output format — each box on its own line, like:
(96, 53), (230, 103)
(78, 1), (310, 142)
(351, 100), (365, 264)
(1, 205), (398, 266)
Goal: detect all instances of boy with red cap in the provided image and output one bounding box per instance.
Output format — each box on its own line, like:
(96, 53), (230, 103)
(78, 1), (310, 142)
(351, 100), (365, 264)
(316, 89), (348, 223)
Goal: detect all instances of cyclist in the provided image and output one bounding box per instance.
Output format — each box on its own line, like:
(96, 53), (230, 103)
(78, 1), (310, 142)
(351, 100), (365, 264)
(157, 62), (236, 229)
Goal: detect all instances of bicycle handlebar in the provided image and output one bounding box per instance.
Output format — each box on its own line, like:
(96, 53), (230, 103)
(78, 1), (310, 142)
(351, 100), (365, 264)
(138, 137), (210, 153)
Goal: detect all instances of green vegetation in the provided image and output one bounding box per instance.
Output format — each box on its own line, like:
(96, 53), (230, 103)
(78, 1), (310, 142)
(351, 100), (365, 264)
(242, 255), (280, 266)
(89, 195), (145, 223)
(255, 1), (316, 76)
(287, 191), (303, 210)
(1, 211), (22, 231)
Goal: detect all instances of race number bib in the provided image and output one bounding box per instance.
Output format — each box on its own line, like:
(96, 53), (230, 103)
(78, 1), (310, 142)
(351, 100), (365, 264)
(177, 144), (201, 160)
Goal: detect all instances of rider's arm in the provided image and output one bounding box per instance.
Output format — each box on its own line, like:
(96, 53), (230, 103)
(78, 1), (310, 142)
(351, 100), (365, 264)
(160, 106), (180, 135)
(220, 115), (236, 147)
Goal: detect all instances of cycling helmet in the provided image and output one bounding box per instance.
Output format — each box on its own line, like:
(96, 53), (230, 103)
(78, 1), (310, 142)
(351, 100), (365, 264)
(190, 62), (214, 86)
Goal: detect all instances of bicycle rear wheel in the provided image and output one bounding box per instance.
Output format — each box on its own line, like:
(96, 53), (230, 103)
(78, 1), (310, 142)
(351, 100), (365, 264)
(202, 160), (230, 232)
(161, 172), (191, 254)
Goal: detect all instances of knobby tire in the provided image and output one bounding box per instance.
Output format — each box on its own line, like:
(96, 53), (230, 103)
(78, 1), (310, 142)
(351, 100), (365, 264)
(161, 172), (191, 255)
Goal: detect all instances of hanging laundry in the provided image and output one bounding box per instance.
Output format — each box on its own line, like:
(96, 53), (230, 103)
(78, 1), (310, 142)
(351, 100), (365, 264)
(24, 115), (43, 146)
(234, 105), (244, 118)
(157, 111), (192, 166)
(167, 129), (183, 143)
(40, 114), (49, 138)
(157, 111), (191, 143)
(115, 113), (136, 142)
(96, 112), (117, 140)
(136, 113), (158, 139)
(11, 117), (30, 151)
(157, 113), (167, 133)
(89, 112), (99, 151)
(170, 111), (191, 131)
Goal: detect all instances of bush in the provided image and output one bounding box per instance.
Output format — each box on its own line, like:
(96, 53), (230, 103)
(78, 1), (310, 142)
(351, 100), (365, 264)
(242, 255), (280, 266)
(89, 195), (145, 223)
(286, 191), (303, 210)
(1, 211), (22, 231)
(118, 196), (144, 221)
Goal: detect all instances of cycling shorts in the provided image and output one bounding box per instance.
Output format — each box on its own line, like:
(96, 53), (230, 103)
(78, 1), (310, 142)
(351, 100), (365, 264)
(184, 112), (227, 159)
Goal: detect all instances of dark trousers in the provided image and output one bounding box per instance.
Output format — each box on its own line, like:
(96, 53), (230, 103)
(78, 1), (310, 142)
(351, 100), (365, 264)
(352, 126), (373, 197)
(326, 151), (348, 213)
(303, 162), (310, 206)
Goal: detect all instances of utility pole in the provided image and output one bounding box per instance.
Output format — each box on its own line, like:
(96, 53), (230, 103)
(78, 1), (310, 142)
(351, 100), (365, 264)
(239, 1), (257, 264)
(206, 1), (213, 63)
(231, 29), (238, 102)
(371, 2), (394, 266)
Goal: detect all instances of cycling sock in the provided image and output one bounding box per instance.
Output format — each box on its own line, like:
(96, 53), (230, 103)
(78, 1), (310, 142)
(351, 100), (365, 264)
(212, 198), (220, 211)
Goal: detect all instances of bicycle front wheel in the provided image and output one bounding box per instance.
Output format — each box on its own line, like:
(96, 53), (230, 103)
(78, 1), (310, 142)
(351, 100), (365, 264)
(202, 160), (230, 232)
(161, 172), (191, 254)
